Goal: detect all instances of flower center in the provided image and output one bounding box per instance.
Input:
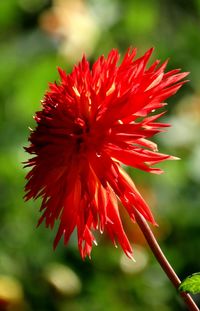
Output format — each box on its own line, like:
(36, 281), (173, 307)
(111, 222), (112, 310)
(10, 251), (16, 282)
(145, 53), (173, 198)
(74, 117), (89, 152)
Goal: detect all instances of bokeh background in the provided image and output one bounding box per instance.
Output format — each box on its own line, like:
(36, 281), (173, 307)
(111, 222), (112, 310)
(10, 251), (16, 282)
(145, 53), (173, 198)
(0, 0), (200, 310)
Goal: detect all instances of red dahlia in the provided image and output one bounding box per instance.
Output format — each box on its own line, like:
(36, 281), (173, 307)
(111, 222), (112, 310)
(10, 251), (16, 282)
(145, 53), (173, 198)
(24, 48), (188, 259)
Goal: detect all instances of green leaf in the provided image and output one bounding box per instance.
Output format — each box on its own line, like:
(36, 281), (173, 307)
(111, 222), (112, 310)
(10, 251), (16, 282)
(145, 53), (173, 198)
(179, 273), (200, 294)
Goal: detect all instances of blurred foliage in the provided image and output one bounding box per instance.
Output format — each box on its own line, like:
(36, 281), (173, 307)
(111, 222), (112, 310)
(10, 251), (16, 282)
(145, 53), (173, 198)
(0, 0), (200, 310)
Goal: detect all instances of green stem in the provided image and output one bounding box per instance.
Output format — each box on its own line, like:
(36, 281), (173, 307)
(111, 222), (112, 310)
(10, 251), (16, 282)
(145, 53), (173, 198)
(134, 208), (199, 311)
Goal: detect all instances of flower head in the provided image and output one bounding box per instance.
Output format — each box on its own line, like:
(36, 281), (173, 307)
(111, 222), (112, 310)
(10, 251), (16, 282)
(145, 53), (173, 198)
(24, 48), (188, 259)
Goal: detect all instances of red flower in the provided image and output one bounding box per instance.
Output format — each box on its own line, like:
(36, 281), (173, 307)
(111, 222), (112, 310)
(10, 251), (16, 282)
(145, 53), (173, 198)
(24, 48), (188, 259)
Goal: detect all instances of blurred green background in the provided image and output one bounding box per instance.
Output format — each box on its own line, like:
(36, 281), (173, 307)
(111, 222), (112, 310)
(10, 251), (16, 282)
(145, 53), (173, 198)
(0, 0), (200, 310)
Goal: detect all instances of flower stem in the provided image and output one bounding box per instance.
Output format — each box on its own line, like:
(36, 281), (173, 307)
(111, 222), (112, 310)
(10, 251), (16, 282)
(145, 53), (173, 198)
(134, 208), (199, 311)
